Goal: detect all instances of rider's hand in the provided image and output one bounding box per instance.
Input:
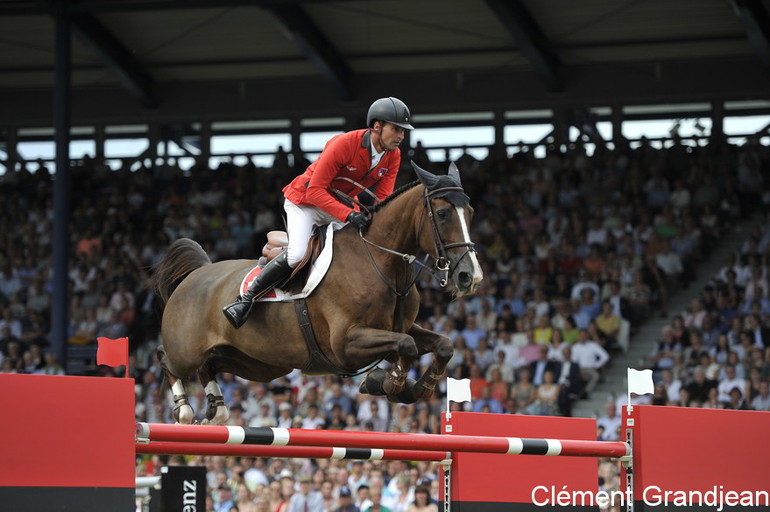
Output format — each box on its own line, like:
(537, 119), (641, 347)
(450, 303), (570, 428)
(347, 211), (371, 233)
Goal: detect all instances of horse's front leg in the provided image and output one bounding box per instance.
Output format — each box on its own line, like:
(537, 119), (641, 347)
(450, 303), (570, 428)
(346, 326), (418, 400)
(407, 323), (453, 401)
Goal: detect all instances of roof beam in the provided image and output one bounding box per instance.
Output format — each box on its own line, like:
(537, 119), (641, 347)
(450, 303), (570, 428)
(729, 0), (770, 68)
(0, 0), (365, 16)
(69, 13), (157, 107)
(484, 0), (562, 91)
(265, 3), (354, 101)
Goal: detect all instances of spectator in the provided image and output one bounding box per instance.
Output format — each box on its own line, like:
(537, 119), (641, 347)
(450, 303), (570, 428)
(751, 381), (770, 411)
(288, 475), (324, 512)
(556, 345), (583, 416)
(717, 365), (747, 404)
(596, 402), (622, 441)
(570, 329), (610, 395)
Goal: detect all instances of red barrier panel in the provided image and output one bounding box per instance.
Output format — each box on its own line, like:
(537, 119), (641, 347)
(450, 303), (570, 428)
(0, 374), (135, 511)
(440, 412), (603, 511)
(139, 441), (449, 461)
(623, 405), (770, 511)
(136, 422), (629, 458)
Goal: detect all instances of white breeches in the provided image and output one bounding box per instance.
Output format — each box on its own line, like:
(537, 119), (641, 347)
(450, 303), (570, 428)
(284, 198), (340, 268)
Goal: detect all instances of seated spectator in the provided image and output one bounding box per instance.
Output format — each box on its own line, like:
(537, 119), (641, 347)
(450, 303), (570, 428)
(595, 301), (621, 351)
(467, 363), (488, 400)
(650, 326), (682, 371)
(684, 298), (707, 330)
(556, 345), (582, 416)
(659, 369), (682, 404)
(529, 345), (560, 387)
(717, 365), (747, 404)
(570, 329), (610, 395)
(526, 369), (560, 416)
(471, 385), (504, 414)
(724, 387), (749, 410)
(510, 368), (536, 412)
(561, 316), (580, 344)
(485, 366), (510, 403)
(532, 315), (553, 345)
(751, 381), (770, 411)
(596, 402), (622, 441)
(485, 349), (515, 385)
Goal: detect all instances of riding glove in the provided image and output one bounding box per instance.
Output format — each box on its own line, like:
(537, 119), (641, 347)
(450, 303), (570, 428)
(347, 211), (371, 233)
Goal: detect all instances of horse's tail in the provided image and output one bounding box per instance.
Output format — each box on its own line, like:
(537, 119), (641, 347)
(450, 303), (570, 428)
(148, 238), (211, 309)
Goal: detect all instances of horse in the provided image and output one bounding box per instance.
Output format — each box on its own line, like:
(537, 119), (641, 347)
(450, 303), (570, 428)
(148, 161), (483, 424)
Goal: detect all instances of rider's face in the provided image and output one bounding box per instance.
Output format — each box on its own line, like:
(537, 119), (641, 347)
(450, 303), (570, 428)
(373, 122), (406, 152)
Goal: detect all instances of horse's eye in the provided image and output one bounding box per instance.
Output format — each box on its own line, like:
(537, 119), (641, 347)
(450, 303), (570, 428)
(436, 208), (450, 220)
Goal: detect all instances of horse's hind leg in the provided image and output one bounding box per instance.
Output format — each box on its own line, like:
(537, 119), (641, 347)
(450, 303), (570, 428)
(158, 346), (195, 424)
(198, 362), (229, 425)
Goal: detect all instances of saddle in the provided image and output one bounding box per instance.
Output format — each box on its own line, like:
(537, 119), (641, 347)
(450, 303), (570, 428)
(259, 227), (326, 293)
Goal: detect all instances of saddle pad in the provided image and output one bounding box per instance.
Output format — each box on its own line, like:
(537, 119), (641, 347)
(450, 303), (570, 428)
(239, 222), (343, 302)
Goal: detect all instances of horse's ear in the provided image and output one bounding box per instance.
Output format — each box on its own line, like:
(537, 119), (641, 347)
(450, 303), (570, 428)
(411, 161), (438, 188)
(448, 161), (462, 186)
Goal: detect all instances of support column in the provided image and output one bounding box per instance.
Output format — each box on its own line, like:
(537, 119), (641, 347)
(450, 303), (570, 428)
(199, 121), (211, 169)
(710, 101), (725, 145)
(94, 124), (105, 169)
(492, 109), (507, 161)
(552, 108), (570, 151)
(611, 104), (625, 150)
(5, 127), (18, 173)
(51, 11), (72, 367)
(290, 116), (302, 169)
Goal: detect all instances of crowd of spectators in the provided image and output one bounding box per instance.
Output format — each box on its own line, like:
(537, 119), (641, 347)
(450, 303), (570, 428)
(1, 133), (769, 511)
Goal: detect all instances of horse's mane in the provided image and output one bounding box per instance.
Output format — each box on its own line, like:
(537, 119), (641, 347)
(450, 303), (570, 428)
(370, 180), (421, 214)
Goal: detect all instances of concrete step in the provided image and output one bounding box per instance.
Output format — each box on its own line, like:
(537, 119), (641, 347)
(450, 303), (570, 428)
(571, 214), (758, 418)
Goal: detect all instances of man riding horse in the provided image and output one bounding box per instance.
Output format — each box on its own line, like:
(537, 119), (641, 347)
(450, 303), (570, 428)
(223, 97), (414, 329)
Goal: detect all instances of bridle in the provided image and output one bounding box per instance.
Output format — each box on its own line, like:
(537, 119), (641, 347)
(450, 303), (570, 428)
(357, 185), (477, 293)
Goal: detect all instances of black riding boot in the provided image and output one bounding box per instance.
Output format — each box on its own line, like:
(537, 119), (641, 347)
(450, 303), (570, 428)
(222, 251), (292, 329)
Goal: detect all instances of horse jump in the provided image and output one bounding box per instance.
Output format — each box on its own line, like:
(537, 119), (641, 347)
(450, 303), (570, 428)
(3, 374), (770, 512)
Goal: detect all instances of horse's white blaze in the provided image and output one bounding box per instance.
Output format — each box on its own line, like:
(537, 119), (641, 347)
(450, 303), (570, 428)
(455, 206), (483, 286)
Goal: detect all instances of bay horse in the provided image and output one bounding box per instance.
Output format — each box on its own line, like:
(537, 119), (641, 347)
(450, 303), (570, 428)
(149, 162), (483, 424)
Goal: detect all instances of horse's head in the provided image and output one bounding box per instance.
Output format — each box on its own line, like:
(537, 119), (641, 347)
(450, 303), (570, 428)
(412, 161), (483, 296)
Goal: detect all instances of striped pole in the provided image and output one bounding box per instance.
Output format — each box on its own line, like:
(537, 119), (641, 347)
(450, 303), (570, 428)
(136, 423), (630, 458)
(138, 441), (448, 462)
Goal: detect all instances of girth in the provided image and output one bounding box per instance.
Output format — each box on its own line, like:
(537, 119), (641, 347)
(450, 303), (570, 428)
(293, 299), (387, 378)
(293, 299), (356, 376)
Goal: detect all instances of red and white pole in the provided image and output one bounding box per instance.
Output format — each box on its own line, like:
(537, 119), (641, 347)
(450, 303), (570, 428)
(138, 441), (448, 462)
(136, 423), (630, 458)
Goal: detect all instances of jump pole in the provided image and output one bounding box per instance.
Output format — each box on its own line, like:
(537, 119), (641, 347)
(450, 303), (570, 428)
(136, 423), (630, 458)
(138, 441), (449, 462)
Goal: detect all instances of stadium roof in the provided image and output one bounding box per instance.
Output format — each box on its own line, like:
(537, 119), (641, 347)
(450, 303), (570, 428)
(1, 0), (769, 125)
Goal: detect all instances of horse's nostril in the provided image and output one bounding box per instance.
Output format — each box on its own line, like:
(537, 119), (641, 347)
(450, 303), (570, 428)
(459, 272), (471, 287)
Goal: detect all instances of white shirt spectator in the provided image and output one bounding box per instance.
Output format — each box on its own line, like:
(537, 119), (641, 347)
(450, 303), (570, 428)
(571, 339), (610, 369)
(717, 376), (746, 403)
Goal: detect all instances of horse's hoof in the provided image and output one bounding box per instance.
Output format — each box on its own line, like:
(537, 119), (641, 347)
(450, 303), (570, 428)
(359, 368), (387, 395)
(387, 378), (417, 404)
(175, 404), (195, 424)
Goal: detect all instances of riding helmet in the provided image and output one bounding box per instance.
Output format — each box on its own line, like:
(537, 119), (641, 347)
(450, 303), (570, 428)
(367, 97), (414, 130)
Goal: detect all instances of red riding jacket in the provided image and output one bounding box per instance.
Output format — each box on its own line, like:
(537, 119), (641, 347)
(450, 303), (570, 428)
(283, 129), (401, 222)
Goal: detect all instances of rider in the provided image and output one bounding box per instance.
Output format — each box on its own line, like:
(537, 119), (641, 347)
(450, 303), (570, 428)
(223, 97), (414, 329)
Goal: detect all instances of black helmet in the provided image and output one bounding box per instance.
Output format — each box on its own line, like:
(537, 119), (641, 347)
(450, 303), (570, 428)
(366, 97), (414, 130)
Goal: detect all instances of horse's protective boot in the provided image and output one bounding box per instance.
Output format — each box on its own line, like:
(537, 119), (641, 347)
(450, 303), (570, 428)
(223, 251), (292, 329)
